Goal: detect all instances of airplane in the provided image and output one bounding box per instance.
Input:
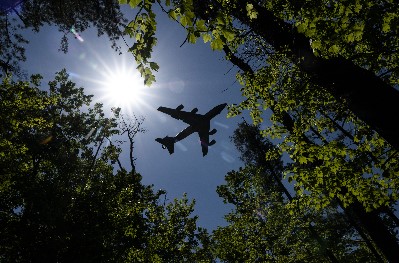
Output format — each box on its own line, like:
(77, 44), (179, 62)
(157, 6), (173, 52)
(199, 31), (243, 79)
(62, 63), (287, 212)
(155, 103), (227, 156)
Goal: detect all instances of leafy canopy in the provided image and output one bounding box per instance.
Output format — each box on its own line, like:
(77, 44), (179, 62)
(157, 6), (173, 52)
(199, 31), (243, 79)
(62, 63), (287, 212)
(121, 0), (399, 213)
(0, 71), (213, 262)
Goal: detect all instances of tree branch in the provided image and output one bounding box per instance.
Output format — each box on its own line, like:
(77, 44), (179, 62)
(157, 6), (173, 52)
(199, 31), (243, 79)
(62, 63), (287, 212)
(231, 0), (399, 151)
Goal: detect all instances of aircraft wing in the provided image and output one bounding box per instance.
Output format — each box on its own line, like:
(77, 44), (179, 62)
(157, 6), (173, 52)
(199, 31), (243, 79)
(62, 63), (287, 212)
(175, 125), (195, 142)
(157, 106), (196, 124)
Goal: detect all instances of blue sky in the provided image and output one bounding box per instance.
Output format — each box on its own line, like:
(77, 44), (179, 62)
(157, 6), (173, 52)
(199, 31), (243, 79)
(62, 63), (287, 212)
(17, 6), (256, 230)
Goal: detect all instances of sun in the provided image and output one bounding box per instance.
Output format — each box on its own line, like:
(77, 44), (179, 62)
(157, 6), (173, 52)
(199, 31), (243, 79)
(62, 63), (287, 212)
(103, 69), (143, 105)
(75, 47), (159, 116)
(98, 64), (151, 114)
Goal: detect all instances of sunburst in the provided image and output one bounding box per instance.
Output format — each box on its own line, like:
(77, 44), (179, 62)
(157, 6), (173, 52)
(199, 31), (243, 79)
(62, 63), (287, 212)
(93, 55), (156, 116)
(102, 68), (144, 107)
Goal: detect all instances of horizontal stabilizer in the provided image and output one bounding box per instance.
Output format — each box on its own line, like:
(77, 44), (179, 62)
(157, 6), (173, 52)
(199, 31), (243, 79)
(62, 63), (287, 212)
(155, 136), (175, 154)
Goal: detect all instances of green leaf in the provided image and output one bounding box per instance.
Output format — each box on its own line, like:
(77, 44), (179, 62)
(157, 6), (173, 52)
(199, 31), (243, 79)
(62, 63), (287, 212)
(328, 44), (340, 54)
(169, 10), (177, 20)
(144, 73), (156, 86)
(382, 22), (390, 33)
(135, 33), (142, 41)
(196, 19), (207, 32)
(246, 3), (258, 20)
(210, 37), (224, 50)
(310, 39), (321, 50)
(149, 62), (159, 71)
(296, 21), (308, 33)
(136, 63), (144, 74)
(347, 33), (355, 42)
(298, 156), (307, 164)
(354, 3), (362, 13)
(354, 30), (363, 40)
(188, 33), (197, 44)
(180, 15), (190, 27)
(222, 29), (235, 42)
(202, 34), (212, 43)
(216, 15), (225, 26)
(129, 0), (141, 8)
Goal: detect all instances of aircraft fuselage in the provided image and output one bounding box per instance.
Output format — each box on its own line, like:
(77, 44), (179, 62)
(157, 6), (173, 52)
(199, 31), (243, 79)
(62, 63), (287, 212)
(155, 103), (227, 156)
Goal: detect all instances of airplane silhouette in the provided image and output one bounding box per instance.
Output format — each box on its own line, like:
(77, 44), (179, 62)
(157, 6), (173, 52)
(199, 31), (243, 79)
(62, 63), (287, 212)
(155, 103), (227, 156)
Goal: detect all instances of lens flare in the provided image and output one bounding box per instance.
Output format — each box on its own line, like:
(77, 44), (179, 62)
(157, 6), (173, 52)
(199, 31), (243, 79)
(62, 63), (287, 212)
(71, 27), (84, 42)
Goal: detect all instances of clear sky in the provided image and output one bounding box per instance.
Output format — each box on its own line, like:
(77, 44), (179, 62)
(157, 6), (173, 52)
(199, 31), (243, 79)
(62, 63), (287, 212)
(17, 5), (255, 230)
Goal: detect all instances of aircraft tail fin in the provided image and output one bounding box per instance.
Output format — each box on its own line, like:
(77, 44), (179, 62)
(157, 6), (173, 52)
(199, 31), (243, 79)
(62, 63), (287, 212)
(155, 136), (175, 154)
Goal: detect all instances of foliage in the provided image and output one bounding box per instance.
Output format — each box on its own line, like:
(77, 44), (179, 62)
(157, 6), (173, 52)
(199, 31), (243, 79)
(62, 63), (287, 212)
(212, 166), (377, 262)
(120, 0), (160, 85)
(0, 71), (213, 262)
(231, 121), (282, 170)
(234, 51), (399, 212)
(267, 0), (399, 86)
(0, 0), (127, 77)
(2, 0), (398, 260)
(209, 121), (383, 262)
(120, 0), (240, 84)
(121, 0), (399, 214)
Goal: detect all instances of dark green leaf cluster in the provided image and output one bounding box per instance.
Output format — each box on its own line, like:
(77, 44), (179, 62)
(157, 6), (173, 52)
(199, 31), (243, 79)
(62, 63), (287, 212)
(0, 71), (212, 262)
(0, 0), (127, 77)
(0, 13), (28, 78)
(121, 0), (159, 85)
(213, 168), (378, 263)
(211, 123), (382, 262)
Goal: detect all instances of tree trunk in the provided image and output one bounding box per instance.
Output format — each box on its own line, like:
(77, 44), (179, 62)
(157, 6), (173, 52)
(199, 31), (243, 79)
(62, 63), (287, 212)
(348, 201), (399, 262)
(230, 1), (399, 151)
(224, 44), (399, 262)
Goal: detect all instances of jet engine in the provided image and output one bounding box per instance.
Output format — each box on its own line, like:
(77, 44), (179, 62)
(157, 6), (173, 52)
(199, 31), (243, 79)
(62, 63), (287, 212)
(209, 139), (216, 146)
(191, 108), (198, 113)
(176, 104), (184, 111)
(209, 128), (217, 135)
